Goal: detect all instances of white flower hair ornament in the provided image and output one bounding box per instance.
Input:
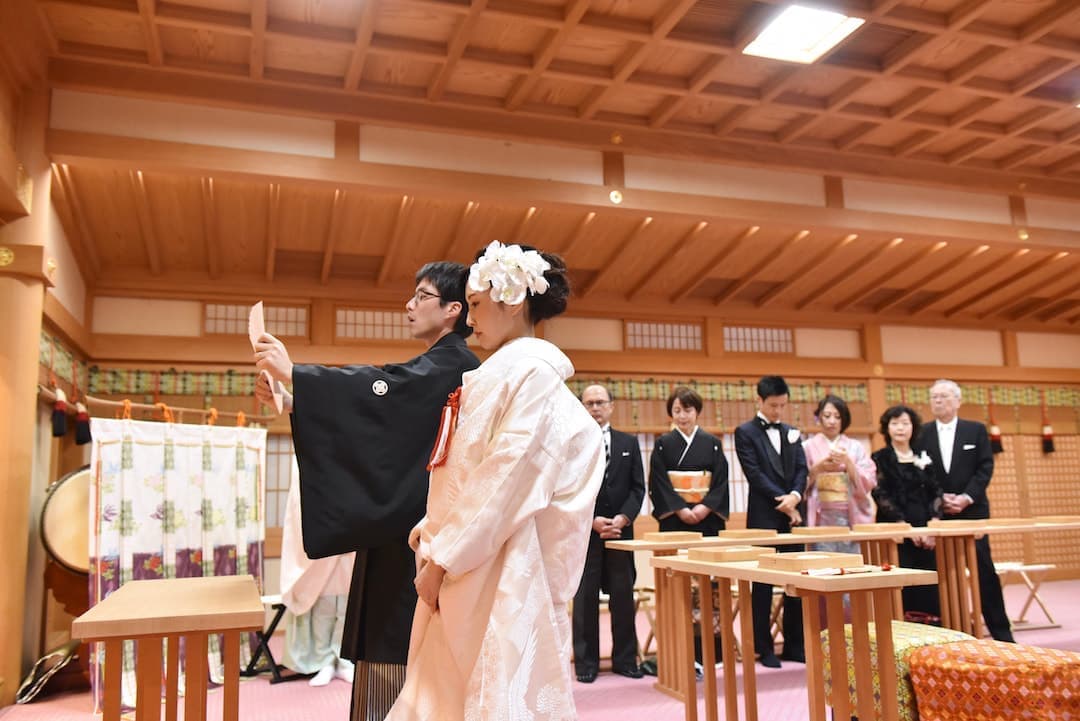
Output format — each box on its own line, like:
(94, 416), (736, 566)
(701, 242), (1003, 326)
(468, 240), (551, 306)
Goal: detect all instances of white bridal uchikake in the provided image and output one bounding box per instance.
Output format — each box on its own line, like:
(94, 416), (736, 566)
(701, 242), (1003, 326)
(468, 240), (551, 305)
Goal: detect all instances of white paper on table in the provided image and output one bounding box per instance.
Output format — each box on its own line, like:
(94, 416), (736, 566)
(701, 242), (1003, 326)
(249, 301), (284, 413)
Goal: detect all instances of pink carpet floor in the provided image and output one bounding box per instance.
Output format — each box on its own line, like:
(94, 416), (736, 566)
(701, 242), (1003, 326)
(4, 580), (1078, 721)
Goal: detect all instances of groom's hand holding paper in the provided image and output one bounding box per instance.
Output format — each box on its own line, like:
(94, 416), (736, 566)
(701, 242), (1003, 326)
(249, 302), (285, 414)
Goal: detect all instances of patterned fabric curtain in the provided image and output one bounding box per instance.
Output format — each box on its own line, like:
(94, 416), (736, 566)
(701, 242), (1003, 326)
(88, 418), (267, 709)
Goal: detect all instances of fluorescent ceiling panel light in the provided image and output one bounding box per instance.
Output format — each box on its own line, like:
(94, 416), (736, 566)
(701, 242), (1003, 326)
(743, 5), (865, 64)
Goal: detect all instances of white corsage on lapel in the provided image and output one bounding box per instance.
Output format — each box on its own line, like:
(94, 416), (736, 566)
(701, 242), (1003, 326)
(787, 428), (802, 444)
(913, 450), (932, 470)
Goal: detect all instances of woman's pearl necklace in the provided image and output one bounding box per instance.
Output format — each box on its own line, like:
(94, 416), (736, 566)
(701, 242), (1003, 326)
(895, 448), (915, 461)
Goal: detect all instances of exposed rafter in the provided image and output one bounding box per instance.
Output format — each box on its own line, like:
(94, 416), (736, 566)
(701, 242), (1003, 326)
(627, 221), (708, 300)
(200, 176), (221, 279)
(320, 189), (346, 284)
(375, 195), (414, 285)
(580, 216), (654, 298)
(834, 240), (947, 311)
(128, 169), (162, 275)
(714, 230), (810, 304)
(756, 234), (858, 308)
(909, 248), (1032, 314)
(265, 183), (280, 281)
(670, 225), (758, 303)
(795, 237), (904, 310)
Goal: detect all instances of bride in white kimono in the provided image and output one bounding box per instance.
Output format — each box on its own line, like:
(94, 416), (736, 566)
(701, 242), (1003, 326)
(387, 241), (604, 721)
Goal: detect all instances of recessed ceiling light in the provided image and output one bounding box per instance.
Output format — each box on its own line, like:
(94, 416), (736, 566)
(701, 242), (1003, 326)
(743, 5), (865, 64)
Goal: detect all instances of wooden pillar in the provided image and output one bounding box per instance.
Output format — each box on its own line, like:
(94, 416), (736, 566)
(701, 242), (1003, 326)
(0, 87), (51, 706)
(863, 323), (887, 450)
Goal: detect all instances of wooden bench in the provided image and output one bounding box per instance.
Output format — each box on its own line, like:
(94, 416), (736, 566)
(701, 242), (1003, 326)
(72, 576), (264, 721)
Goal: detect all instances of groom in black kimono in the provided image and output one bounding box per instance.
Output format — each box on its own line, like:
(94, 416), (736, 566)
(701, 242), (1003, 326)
(255, 261), (479, 721)
(734, 375), (807, 669)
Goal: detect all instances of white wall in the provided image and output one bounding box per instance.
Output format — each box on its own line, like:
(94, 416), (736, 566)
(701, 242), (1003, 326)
(93, 297), (202, 336)
(881, 325), (1004, 366)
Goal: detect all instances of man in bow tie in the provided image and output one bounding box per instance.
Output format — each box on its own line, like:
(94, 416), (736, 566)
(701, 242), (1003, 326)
(572, 384), (646, 683)
(918, 379), (1014, 643)
(734, 376), (808, 668)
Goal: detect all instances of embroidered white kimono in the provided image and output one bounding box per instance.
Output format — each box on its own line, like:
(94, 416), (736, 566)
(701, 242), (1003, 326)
(388, 337), (604, 721)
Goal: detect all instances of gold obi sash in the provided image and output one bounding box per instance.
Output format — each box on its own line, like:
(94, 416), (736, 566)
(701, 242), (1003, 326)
(669, 470), (711, 504)
(817, 471), (850, 505)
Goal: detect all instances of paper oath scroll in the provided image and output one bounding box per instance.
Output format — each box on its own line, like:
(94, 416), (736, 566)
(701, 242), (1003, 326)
(249, 301), (284, 414)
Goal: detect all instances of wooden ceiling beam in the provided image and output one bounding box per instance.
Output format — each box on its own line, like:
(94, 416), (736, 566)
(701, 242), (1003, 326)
(778, 79), (874, 145)
(795, 237), (904, 310)
(626, 221), (707, 300)
(1047, 151), (1080, 176)
(511, 205), (537, 244)
(996, 144), (1049, 171)
(834, 240), (948, 311)
(579, 216), (653, 298)
(134, 0), (163, 66)
(48, 129), (1080, 250)
(249, 0), (266, 80)
(713, 229), (809, 304)
(1038, 294), (1080, 321)
(980, 259), (1079, 319)
(428, 0), (488, 102)
(1034, 289), (1080, 321)
(439, 200), (478, 258)
(670, 225), (758, 303)
(649, 54), (727, 128)
(578, 0), (699, 120)
(376, 195), (414, 285)
(944, 250), (1067, 317)
(559, 211), (596, 259)
(756, 233), (858, 308)
(909, 247), (1030, 314)
(320, 189), (346, 284)
(343, 0), (378, 90)
(1018, 1), (1080, 43)
(128, 169), (162, 275)
(505, 0), (590, 111)
(946, 137), (995, 166)
(49, 164), (102, 279)
(265, 183), (280, 282)
(874, 244), (989, 313)
(200, 176), (221, 279)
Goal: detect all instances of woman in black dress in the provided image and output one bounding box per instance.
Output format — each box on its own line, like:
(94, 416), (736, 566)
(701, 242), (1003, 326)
(871, 404), (943, 618)
(649, 386), (729, 535)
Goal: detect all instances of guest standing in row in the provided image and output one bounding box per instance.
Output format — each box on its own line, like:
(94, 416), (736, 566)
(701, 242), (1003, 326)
(872, 405), (942, 618)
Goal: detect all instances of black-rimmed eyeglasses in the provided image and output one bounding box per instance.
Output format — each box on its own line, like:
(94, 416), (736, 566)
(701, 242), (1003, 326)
(411, 289), (442, 304)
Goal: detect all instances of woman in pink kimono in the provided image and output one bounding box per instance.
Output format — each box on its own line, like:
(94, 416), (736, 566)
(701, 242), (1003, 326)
(388, 241), (605, 721)
(802, 394), (877, 555)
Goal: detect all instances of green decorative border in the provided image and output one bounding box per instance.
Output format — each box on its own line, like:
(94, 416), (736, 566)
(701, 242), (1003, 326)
(568, 378), (868, 404)
(886, 384), (1080, 407)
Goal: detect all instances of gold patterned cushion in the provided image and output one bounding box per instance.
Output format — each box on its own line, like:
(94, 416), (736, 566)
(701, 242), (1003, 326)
(908, 640), (1080, 721)
(821, 621), (976, 721)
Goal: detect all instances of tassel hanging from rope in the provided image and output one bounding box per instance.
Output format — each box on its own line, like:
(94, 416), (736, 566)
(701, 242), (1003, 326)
(1041, 390), (1055, 454)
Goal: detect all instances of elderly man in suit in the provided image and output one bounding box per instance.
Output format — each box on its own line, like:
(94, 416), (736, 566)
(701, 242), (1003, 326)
(734, 375), (808, 668)
(919, 379), (1015, 643)
(572, 384), (647, 683)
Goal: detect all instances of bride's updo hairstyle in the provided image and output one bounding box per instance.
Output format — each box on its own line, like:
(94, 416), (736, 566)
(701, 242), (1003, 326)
(470, 242), (570, 324)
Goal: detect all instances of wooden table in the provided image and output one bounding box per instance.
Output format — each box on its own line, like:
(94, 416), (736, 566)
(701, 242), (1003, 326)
(652, 555), (936, 721)
(609, 528), (920, 701)
(612, 517), (1080, 698)
(927, 518), (1080, 638)
(72, 575), (265, 721)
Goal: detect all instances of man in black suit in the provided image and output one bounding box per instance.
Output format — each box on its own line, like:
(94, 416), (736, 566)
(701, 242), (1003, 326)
(734, 375), (808, 668)
(572, 384), (647, 683)
(919, 379), (1014, 643)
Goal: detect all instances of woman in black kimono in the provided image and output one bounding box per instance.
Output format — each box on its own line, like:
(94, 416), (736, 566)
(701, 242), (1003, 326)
(871, 404), (943, 619)
(650, 386), (729, 536)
